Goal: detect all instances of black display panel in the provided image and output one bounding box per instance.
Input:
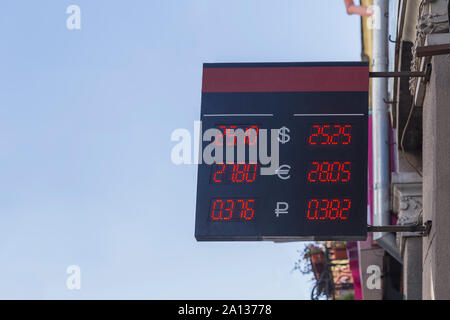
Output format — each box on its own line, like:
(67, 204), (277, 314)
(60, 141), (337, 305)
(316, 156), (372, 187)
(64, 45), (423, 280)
(195, 62), (369, 241)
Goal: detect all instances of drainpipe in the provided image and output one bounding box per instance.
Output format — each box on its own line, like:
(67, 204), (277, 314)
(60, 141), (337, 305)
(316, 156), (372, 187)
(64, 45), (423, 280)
(372, 0), (401, 262)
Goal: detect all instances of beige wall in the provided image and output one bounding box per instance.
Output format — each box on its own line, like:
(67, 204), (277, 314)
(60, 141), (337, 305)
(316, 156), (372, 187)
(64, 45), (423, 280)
(422, 52), (450, 300)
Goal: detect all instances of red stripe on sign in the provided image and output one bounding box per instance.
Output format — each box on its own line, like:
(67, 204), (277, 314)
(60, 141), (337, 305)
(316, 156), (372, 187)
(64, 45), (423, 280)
(202, 67), (369, 92)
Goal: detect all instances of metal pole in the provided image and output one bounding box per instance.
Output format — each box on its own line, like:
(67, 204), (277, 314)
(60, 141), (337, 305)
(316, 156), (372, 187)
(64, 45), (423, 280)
(372, 0), (401, 262)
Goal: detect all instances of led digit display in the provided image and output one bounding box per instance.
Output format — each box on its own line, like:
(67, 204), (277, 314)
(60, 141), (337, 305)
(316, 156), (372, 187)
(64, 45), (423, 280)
(211, 163), (258, 184)
(306, 199), (351, 221)
(307, 161), (352, 183)
(196, 62), (369, 242)
(210, 199), (256, 221)
(308, 124), (352, 145)
(215, 125), (259, 146)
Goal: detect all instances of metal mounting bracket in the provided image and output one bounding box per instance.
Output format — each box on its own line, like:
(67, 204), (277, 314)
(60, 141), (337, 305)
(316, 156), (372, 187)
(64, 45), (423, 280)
(369, 71), (426, 78)
(369, 64), (433, 82)
(367, 221), (432, 237)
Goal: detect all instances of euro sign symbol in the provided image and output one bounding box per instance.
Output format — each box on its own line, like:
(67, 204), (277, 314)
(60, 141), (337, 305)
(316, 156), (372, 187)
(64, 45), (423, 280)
(278, 127), (291, 144)
(276, 165), (291, 180)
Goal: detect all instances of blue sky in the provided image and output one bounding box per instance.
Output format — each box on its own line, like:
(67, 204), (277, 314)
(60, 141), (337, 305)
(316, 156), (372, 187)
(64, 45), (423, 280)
(0, 1), (361, 299)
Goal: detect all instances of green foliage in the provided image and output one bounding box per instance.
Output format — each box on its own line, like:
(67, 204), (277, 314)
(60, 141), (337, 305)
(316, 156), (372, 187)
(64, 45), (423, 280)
(335, 292), (354, 300)
(292, 243), (324, 275)
(329, 241), (347, 248)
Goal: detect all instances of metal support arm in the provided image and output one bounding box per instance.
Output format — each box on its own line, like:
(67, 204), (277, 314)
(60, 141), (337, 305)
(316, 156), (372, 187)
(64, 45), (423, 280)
(368, 221), (432, 237)
(369, 64), (432, 80)
(369, 71), (426, 78)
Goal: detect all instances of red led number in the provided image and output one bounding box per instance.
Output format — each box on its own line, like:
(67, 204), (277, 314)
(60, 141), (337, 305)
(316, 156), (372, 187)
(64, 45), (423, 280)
(306, 199), (351, 221)
(216, 125), (259, 146)
(212, 164), (258, 184)
(245, 126), (259, 146)
(308, 125), (352, 145)
(308, 161), (351, 183)
(210, 199), (256, 221)
(218, 125), (236, 147)
(213, 164), (226, 183)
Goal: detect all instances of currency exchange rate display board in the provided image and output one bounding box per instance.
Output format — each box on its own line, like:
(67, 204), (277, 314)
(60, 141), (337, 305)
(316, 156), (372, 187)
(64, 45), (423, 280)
(195, 62), (369, 242)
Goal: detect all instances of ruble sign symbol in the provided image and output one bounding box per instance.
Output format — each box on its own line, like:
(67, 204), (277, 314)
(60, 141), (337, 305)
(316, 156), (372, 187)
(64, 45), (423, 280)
(275, 202), (289, 217)
(278, 127), (291, 144)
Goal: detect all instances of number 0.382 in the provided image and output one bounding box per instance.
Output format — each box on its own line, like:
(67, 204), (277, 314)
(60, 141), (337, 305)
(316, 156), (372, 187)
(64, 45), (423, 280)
(306, 199), (351, 221)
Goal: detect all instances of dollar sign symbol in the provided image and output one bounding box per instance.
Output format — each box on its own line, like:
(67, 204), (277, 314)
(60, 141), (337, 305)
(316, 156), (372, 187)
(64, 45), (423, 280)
(278, 127), (291, 144)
